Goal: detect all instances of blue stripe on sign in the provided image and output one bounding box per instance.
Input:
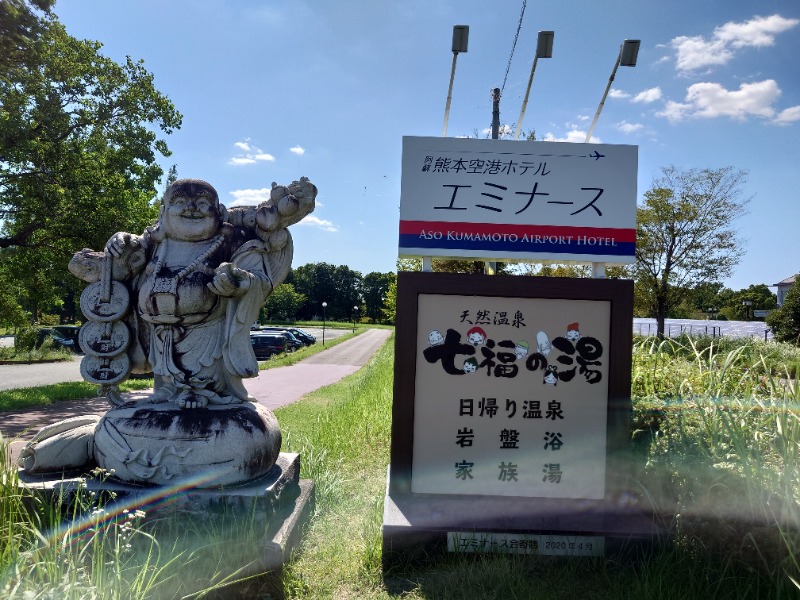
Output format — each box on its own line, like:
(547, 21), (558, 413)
(399, 234), (635, 257)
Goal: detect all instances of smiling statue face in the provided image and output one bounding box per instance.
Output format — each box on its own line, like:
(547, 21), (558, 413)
(162, 180), (222, 241)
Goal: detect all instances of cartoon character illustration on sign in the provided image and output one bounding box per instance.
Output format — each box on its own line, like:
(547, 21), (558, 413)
(543, 364), (559, 385)
(466, 326), (487, 346)
(428, 329), (445, 347)
(536, 331), (552, 355)
(565, 322), (581, 342)
(463, 357), (479, 373)
(514, 340), (530, 360)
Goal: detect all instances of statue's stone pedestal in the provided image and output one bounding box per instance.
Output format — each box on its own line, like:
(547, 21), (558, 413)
(19, 453), (314, 599)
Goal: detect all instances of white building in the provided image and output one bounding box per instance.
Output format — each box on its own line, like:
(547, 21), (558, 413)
(774, 275), (797, 307)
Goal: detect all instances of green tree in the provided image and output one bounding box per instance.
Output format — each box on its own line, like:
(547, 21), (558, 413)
(382, 277), (398, 324)
(721, 284), (777, 321)
(290, 263), (363, 321)
(263, 283), (306, 322)
(0, 0), (54, 72)
(0, 11), (181, 322)
(767, 277), (800, 344)
(362, 271), (395, 323)
(683, 281), (729, 318)
(631, 166), (749, 338)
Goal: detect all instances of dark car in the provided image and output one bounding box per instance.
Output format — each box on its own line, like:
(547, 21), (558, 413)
(260, 326), (316, 346)
(286, 327), (316, 346)
(280, 331), (304, 352)
(250, 333), (288, 359)
(36, 325), (82, 352)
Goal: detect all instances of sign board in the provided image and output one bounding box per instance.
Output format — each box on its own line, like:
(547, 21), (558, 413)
(398, 136), (637, 264)
(382, 273), (646, 563)
(389, 272), (632, 500)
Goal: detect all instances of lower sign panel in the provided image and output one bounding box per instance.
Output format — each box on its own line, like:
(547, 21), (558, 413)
(447, 532), (604, 557)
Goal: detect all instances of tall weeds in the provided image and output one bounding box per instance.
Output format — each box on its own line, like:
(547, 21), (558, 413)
(632, 336), (800, 586)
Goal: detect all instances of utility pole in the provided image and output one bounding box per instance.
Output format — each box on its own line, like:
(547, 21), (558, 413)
(491, 88), (501, 140)
(486, 87), (501, 276)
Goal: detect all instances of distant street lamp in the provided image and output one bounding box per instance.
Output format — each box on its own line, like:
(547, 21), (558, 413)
(514, 30), (554, 140)
(585, 39), (640, 143)
(442, 25), (469, 137)
(742, 299), (753, 321)
(352, 305), (359, 333)
(322, 301), (328, 345)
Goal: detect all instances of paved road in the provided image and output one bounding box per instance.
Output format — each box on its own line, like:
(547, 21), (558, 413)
(0, 328), (392, 442)
(0, 327), (351, 392)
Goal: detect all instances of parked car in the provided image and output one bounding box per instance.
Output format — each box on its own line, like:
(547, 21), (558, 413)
(259, 326), (316, 346)
(286, 327), (316, 346)
(249, 333), (288, 359)
(280, 331), (305, 352)
(36, 325), (82, 352)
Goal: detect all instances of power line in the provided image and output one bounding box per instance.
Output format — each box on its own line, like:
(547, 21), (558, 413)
(500, 0), (527, 94)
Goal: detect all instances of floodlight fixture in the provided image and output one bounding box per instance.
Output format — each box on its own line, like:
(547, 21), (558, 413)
(443, 25), (470, 136)
(536, 30), (554, 59)
(585, 39), (641, 143)
(452, 25), (469, 53)
(514, 30), (555, 140)
(620, 39), (640, 67)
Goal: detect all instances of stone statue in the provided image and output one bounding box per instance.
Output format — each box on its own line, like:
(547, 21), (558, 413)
(20, 177), (317, 486)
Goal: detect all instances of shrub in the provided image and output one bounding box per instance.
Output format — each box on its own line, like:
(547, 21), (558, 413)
(13, 324), (38, 352)
(767, 278), (800, 345)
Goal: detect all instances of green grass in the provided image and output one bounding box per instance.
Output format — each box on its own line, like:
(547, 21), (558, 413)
(0, 345), (74, 363)
(0, 379), (154, 413)
(1, 333), (799, 598)
(274, 335), (800, 599)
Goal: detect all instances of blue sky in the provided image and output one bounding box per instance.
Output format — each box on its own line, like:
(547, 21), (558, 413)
(53, 0), (799, 291)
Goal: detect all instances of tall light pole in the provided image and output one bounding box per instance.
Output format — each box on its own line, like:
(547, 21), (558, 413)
(352, 305), (359, 333)
(514, 30), (554, 140)
(442, 25), (469, 137)
(321, 301), (327, 345)
(585, 39), (640, 143)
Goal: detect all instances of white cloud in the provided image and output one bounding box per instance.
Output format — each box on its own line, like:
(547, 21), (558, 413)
(227, 157), (257, 166)
(608, 89), (630, 99)
(290, 145), (306, 155)
(543, 130), (595, 143)
(774, 105), (800, 125)
(480, 124), (514, 138)
(229, 140), (275, 166)
(227, 187), (271, 206)
(617, 121), (644, 134)
(716, 14), (799, 48)
(295, 215), (338, 232)
(632, 87), (662, 103)
(657, 79), (781, 122)
(671, 36), (731, 72)
(671, 14), (799, 73)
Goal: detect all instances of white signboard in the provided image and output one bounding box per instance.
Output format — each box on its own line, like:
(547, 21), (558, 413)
(399, 136), (637, 263)
(411, 293), (610, 499)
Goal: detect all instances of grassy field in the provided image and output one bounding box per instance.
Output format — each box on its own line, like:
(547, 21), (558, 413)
(1, 334), (799, 598)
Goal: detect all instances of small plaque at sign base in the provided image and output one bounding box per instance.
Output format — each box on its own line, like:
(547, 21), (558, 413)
(447, 532), (604, 557)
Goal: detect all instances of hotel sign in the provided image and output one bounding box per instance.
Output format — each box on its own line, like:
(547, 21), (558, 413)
(399, 136), (638, 264)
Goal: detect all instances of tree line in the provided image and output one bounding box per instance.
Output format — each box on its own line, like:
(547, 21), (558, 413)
(261, 265), (395, 325)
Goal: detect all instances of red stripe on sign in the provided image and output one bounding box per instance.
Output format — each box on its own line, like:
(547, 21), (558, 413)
(399, 220), (637, 243)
